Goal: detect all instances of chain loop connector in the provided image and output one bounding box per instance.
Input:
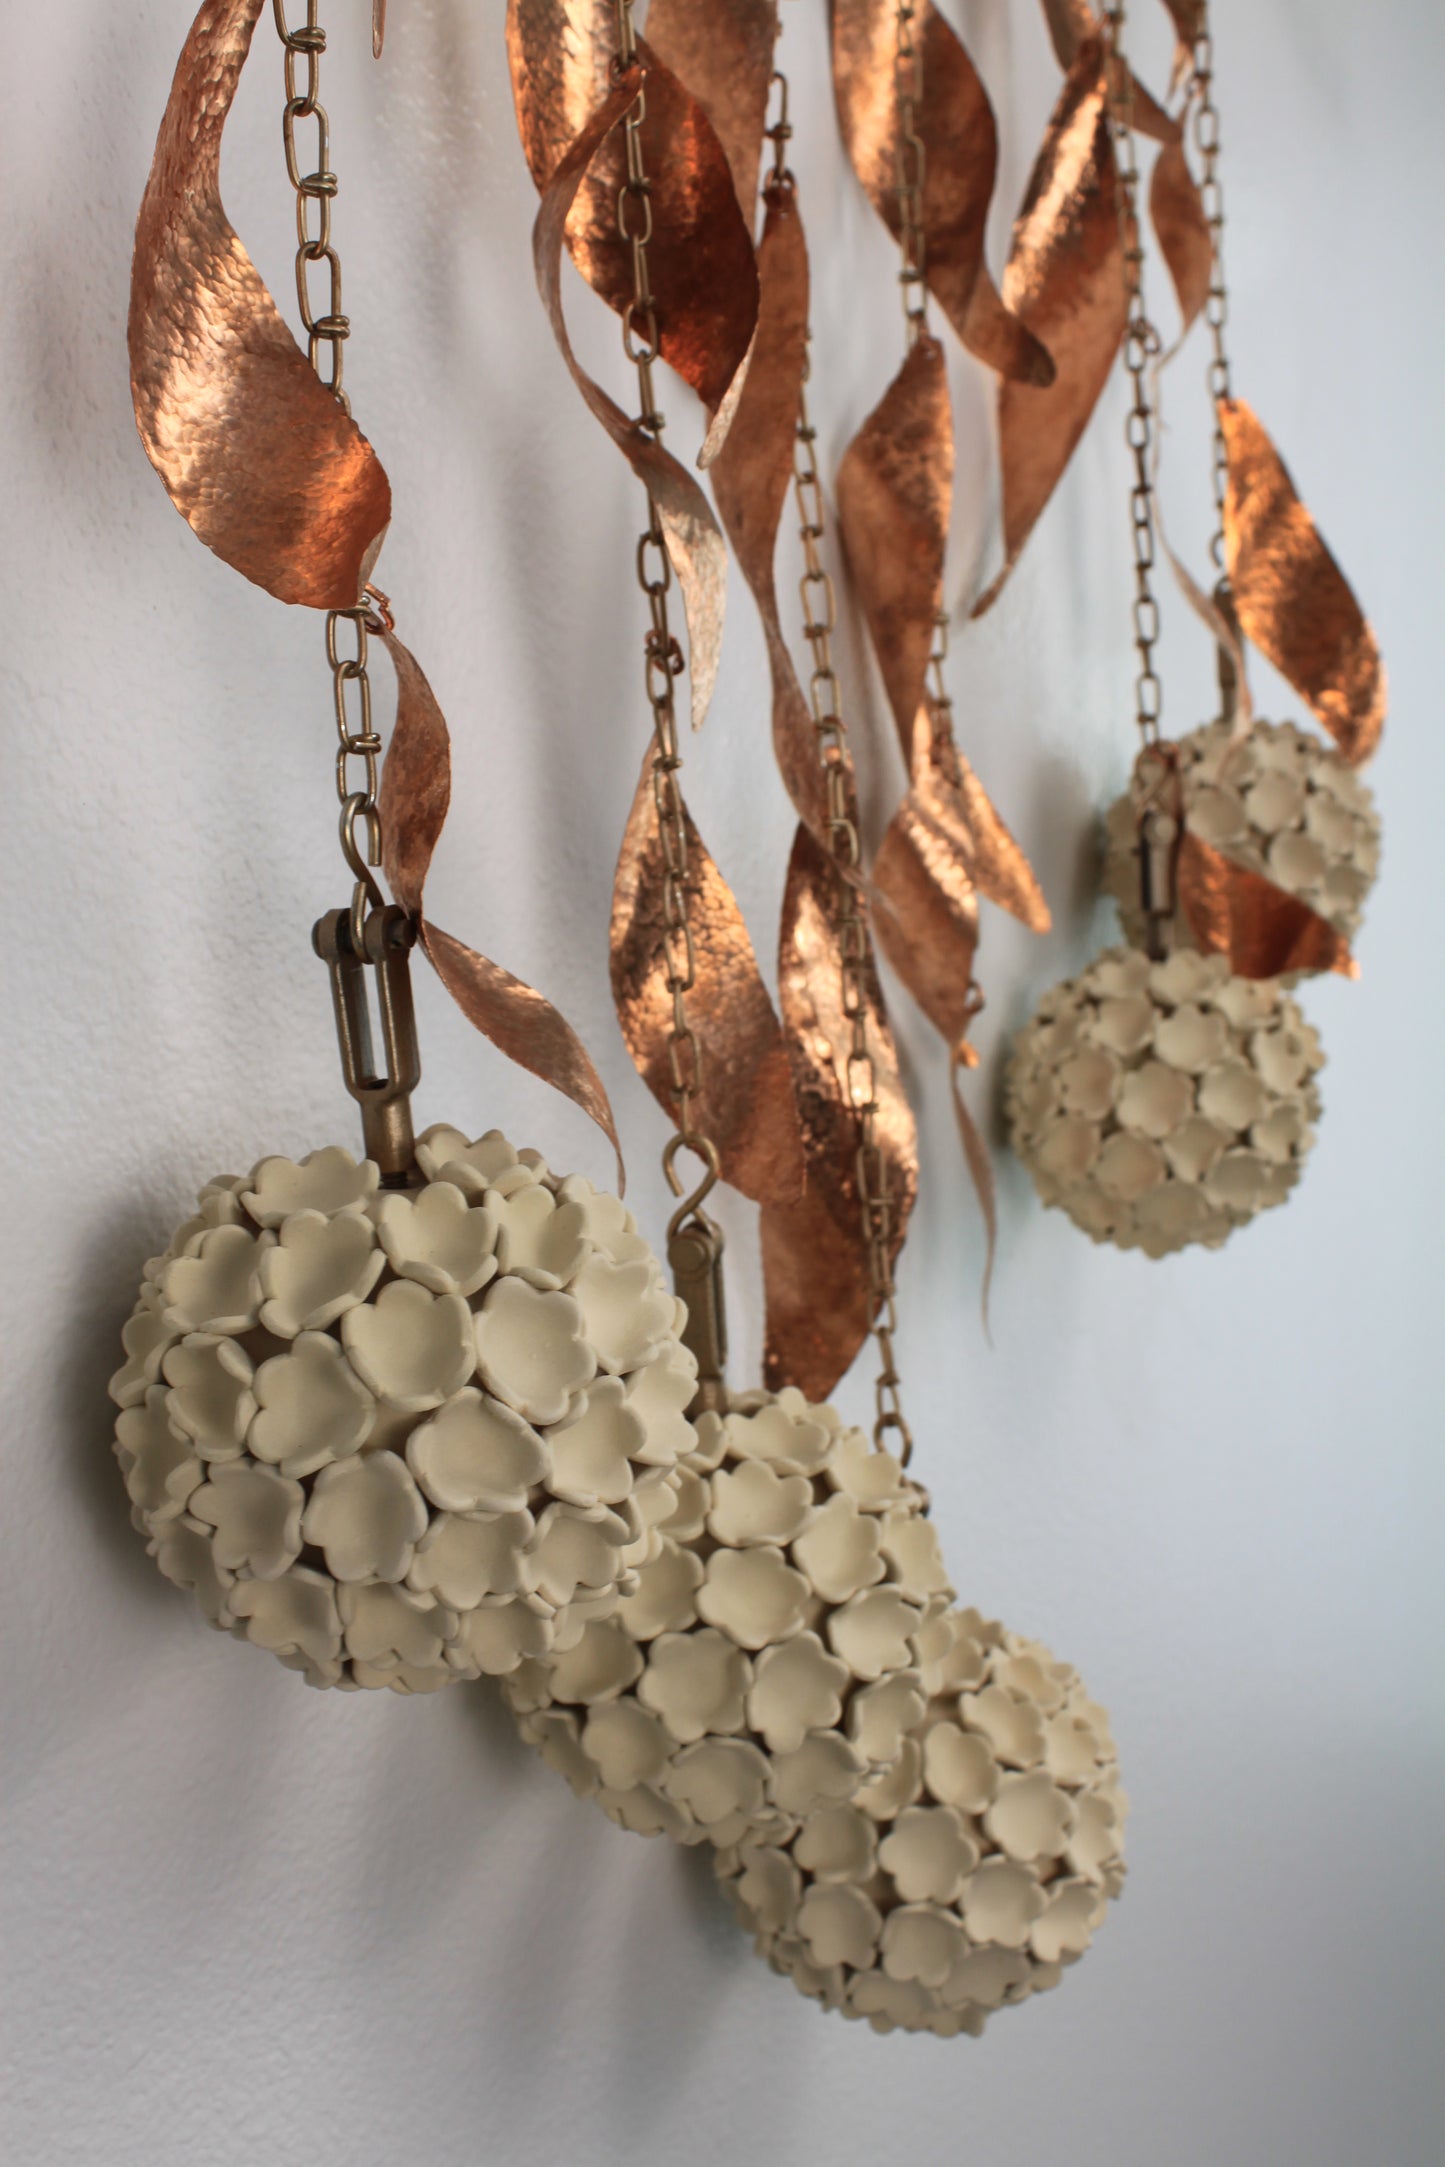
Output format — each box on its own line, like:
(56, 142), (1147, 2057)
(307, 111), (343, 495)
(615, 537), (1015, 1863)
(666, 1212), (729, 1417)
(313, 903), (420, 1183)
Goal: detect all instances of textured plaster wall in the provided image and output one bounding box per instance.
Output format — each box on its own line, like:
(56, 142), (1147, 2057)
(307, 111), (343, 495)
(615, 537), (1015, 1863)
(3, 3), (1442, 2162)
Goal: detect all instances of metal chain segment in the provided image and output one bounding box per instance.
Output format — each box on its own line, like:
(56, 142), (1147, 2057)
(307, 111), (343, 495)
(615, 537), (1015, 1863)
(614, 0), (719, 1231)
(273, 2), (386, 952)
(893, 2), (929, 344)
(1188, 4), (1233, 580)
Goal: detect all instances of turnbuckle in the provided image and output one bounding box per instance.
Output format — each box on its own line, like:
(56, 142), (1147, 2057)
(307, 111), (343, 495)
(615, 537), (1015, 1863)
(667, 1212), (729, 1419)
(1132, 743), (1184, 962)
(312, 903), (421, 1185)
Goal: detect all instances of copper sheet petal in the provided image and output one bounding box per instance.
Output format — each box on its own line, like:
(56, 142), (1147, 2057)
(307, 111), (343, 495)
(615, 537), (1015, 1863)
(533, 68), (728, 732)
(373, 0), (387, 57)
(905, 706), (1052, 933)
(1150, 137), (1212, 342)
(1037, 1), (1180, 143)
(645, 0), (780, 234)
(611, 761), (805, 1206)
(830, 0), (1052, 384)
(763, 825), (917, 1399)
(835, 337), (953, 754)
(374, 636), (622, 1179)
(129, 0), (391, 609)
(1220, 398), (1385, 764)
(973, 39), (1126, 617)
(710, 186), (829, 841)
(1178, 830), (1357, 980)
(870, 790), (980, 1054)
(507, 5), (758, 422)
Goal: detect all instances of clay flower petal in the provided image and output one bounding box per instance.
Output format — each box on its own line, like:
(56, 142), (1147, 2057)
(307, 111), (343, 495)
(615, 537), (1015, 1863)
(939, 1944), (1031, 2014)
(959, 1858), (1047, 1948)
(115, 1388), (201, 1521)
(150, 1515), (234, 1625)
(827, 1587), (923, 1682)
(546, 1377), (647, 1507)
(405, 1388), (546, 1514)
(189, 1461), (304, 1580)
(408, 1509), (535, 1608)
(770, 1732), (866, 1819)
(747, 1632), (851, 1754)
(1031, 1878), (1105, 1964)
(337, 1581), (456, 1671)
(243, 1146), (377, 1225)
(664, 1738), (772, 1834)
(618, 1538), (704, 1640)
(228, 1567), (343, 1679)
(922, 1719), (1000, 1813)
(1116, 1060), (1195, 1138)
(624, 1346), (699, 1469)
(962, 1684), (1046, 1769)
(880, 1904), (969, 1989)
(697, 1546), (811, 1649)
(487, 1182), (589, 1287)
(792, 1491), (886, 1603)
(581, 1699), (671, 1790)
(161, 1223), (271, 1334)
(451, 1599), (554, 1677)
(343, 1280), (476, 1413)
(552, 1173), (652, 1264)
(728, 1845), (803, 1935)
(853, 1738), (924, 1823)
(1066, 1791), (1124, 1882)
(540, 1618), (644, 1705)
(879, 1510), (952, 1602)
(109, 1299), (180, 1409)
(797, 1883), (881, 1972)
(879, 1807), (979, 1905)
(824, 1429), (911, 1510)
(249, 1330), (376, 1478)
(707, 1457), (813, 1548)
(792, 1805), (878, 1884)
(723, 1395), (833, 1476)
(257, 1209), (383, 1339)
(161, 1333), (255, 1459)
(301, 1450), (428, 1582)
(527, 1501), (630, 1609)
(373, 1182), (498, 1297)
(637, 1626), (751, 1744)
(571, 1254), (675, 1375)
(474, 1278), (596, 1425)
(849, 1673), (928, 1767)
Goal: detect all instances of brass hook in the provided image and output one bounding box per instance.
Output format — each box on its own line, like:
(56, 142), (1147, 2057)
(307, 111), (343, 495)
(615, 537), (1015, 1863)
(313, 904), (421, 1184)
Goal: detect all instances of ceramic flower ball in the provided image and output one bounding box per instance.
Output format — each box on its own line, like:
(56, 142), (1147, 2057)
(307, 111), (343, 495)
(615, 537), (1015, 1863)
(715, 1605), (1126, 2038)
(108, 1125), (698, 1692)
(1103, 717), (1381, 964)
(504, 1388), (954, 1847)
(1006, 946), (1324, 1257)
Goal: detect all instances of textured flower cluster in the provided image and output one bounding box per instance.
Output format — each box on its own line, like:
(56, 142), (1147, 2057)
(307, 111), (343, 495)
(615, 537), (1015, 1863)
(504, 1389), (954, 1846)
(108, 1127), (695, 1691)
(1006, 946), (1324, 1256)
(1103, 717), (1381, 960)
(714, 1606), (1126, 2038)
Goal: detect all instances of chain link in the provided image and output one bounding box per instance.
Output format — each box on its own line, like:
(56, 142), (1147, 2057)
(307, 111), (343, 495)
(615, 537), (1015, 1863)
(893, 2), (929, 344)
(614, 0), (719, 1229)
(1188, 5), (1233, 578)
(1102, 4), (1165, 754)
(273, 3), (386, 949)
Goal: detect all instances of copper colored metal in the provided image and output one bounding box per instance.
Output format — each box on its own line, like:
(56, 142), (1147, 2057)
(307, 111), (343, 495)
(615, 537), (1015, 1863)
(835, 337), (952, 752)
(870, 782), (981, 1055)
(762, 826), (917, 1402)
(129, 0), (391, 608)
(906, 706), (1051, 933)
(830, 0), (1052, 385)
(373, 0), (387, 57)
(1178, 830), (1358, 981)
(532, 70), (729, 733)
(1220, 397), (1385, 765)
(711, 187), (827, 842)
(973, 39), (1127, 617)
(1150, 137), (1212, 342)
(507, 4), (758, 425)
(611, 759), (806, 1208)
(645, 0), (780, 232)
(374, 635), (624, 1181)
(1038, 0), (1180, 143)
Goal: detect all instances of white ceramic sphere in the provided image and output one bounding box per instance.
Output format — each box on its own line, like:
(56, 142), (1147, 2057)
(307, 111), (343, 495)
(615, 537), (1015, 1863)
(1005, 945), (1324, 1256)
(503, 1387), (953, 1846)
(1103, 717), (1381, 964)
(715, 1605), (1125, 2038)
(108, 1125), (696, 1692)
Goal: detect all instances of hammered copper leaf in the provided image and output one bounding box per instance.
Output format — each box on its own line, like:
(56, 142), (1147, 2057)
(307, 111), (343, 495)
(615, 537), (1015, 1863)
(762, 824), (916, 1399)
(129, 0), (391, 607)
(645, 0), (780, 232)
(376, 636), (623, 1180)
(1220, 398), (1385, 764)
(904, 706), (1051, 933)
(533, 67), (728, 732)
(1178, 829), (1357, 980)
(835, 336), (952, 752)
(611, 761), (805, 1206)
(973, 38), (1126, 617)
(506, 3), (758, 427)
(373, 0), (387, 56)
(1038, 0), (1181, 143)
(1150, 136), (1211, 340)
(870, 786), (980, 1054)
(830, 0), (1051, 384)
(710, 185), (830, 842)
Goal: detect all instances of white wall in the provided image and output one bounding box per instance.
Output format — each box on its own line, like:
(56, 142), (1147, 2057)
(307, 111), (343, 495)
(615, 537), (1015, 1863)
(3, 4), (1441, 2161)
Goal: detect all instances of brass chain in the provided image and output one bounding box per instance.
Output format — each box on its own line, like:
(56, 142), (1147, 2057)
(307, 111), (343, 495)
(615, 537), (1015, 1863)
(272, 2), (387, 952)
(1189, 4), (1233, 580)
(1102, 4), (1164, 755)
(614, 0), (719, 1230)
(765, 85), (912, 1465)
(893, 2), (929, 344)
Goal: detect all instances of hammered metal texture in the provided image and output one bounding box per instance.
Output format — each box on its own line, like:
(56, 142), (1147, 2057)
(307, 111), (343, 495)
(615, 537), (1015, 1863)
(1149, 138), (1212, 342)
(646, 0), (780, 232)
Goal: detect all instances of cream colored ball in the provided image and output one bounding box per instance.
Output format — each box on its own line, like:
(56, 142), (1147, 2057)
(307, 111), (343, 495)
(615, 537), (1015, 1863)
(504, 1388), (953, 1847)
(108, 1125), (696, 1692)
(1006, 946), (1324, 1256)
(1103, 716), (1381, 962)
(715, 1605), (1125, 2038)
